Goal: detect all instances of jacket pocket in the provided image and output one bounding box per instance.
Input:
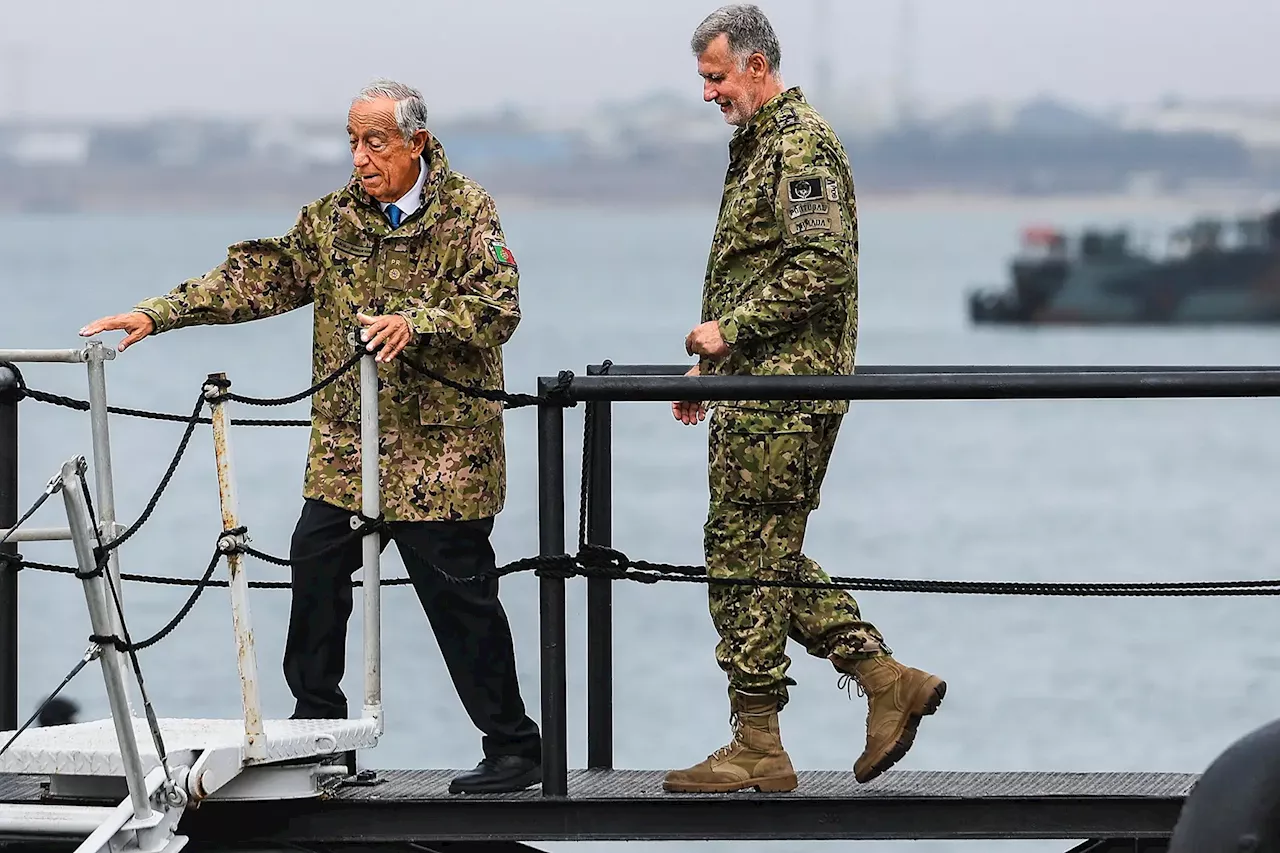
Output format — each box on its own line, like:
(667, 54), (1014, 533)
(402, 349), (504, 428)
(709, 408), (813, 506)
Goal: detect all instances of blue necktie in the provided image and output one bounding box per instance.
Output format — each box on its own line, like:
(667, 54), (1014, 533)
(386, 204), (402, 228)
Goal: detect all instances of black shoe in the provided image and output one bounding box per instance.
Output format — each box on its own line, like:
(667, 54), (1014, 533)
(448, 755), (542, 794)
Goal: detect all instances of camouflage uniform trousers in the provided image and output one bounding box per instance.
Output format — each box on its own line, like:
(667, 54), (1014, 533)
(704, 405), (890, 706)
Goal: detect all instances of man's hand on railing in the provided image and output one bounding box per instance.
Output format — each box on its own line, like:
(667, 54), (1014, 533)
(357, 312), (412, 363)
(78, 312), (155, 352)
(672, 364), (707, 426)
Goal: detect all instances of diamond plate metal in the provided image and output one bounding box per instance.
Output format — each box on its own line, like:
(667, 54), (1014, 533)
(332, 769), (1198, 802)
(0, 717), (379, 777)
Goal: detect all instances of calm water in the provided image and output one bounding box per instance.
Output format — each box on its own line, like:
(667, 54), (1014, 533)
(2, 195), (1279, 853)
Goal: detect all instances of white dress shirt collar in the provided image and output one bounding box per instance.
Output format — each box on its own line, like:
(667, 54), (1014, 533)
(382, 155), (428, 219)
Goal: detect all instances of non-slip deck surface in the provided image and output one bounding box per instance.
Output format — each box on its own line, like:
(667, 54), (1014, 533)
(0, 769), (1198, 844)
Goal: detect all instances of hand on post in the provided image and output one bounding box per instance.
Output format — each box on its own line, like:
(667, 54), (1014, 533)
(357, 312), (413, 363)
(78, 312), (155, 352)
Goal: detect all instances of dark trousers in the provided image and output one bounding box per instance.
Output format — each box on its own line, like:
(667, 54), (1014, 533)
(282, 498), (541, 761)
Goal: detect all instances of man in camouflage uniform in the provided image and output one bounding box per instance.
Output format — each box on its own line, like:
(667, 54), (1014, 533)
(665, 6), (946, 794)
(79, 79), (542, 795)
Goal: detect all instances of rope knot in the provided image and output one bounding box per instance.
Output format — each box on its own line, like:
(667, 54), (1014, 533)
(577, 544), (630, 579)
(349, 512), (387, 537)
(89, 633), (128, 652)
(77, 547), (110, 581)
(217, 526), (249, 555)
(0, 552), (23, 573)
(201, 375), (232, 403)
(544, 370), (577, 408)
(532, 554), (578, 580)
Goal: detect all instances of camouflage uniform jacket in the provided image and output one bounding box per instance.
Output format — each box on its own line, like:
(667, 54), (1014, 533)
(133, 134), (520, 522)
(700, 87), (858, 415)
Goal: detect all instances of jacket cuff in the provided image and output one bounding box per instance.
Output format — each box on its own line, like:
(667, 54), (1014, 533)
(397, 309), (436, 338)
(132, 299), (175, 334)
(717, 312), (743, 346)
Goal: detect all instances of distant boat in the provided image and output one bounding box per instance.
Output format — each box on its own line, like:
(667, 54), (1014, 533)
(967, 208), (1280, 325)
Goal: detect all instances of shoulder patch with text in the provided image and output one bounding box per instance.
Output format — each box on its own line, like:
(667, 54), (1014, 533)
(781, 175), (844, 237)
(489, 240), (517, 268)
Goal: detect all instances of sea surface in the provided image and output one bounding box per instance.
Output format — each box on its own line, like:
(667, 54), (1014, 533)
(2, 194), (1279, 852)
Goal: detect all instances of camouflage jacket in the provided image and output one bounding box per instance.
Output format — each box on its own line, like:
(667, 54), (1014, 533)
(133, 134), (520, 522)
(700, 87), (858, 415)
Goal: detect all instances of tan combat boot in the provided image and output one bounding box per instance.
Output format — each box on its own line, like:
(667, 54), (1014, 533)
(832, 655), (946, 783)
(662, 691), (799, 793)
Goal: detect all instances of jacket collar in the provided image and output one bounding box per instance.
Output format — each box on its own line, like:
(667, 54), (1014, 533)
(730, 86), (806, 157)
(340, 133), (451, 238)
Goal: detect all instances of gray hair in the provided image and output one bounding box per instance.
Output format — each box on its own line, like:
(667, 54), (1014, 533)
(352, 78), (430, 143)
(690, 4), (782, 74)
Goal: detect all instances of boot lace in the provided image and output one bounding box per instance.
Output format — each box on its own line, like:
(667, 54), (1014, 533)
(707, 711), (745, 763)
(838, 672), (873, 732)
(837, 672), (866, 699)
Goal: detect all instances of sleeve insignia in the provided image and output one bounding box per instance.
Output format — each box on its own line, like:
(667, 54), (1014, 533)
(781, 175), (846, 237)
(489, 240), (517, 268)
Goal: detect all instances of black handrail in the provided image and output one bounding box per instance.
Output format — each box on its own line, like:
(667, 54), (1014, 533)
(589, 363), (1280, 376)
(562, 370), (1280, 403)
(546, 363), (1280, 797)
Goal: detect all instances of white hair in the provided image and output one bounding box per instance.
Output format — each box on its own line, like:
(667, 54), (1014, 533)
(352, 78), (430, 143)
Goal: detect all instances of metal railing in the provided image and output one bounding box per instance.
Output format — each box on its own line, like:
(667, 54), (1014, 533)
(535, 362), (1280, 796)
(0, 344), (132, 730)
(7, 352), (1280, 801)
(0, 342), (386, 753)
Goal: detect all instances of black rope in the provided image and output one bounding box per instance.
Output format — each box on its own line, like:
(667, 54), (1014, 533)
(14, 545), (1280, 596)
(9, 555), (409, 589)
(576, 360), (613, 550)
(90, 550), (224, 653)
(2, 362), (308, 426)
(400, 356), (576, 410)
(206, 351), (363, 407)
(77, 487), (177, 786)
(235, 513), (389, 567)
(11, 352), (1280, 601)
(98, 393), (207, 555)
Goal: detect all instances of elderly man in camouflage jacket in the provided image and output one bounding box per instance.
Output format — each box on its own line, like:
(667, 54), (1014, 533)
(665, 6), (946, 794)
(80, 79), (542, 795)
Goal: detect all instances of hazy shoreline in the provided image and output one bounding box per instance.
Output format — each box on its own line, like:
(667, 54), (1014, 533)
(3, 187), (1274, 218)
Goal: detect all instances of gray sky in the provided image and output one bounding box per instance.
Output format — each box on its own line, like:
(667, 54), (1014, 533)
(3, 0), (1276, 121)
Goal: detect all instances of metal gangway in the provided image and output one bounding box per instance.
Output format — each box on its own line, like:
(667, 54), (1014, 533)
(0, 341), (385, 853)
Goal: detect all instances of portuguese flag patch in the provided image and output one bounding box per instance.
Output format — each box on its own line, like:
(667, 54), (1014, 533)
(490, 240), (517, 268)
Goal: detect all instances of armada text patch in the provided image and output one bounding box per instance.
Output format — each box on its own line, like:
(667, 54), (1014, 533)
(782, 175), (844, 236)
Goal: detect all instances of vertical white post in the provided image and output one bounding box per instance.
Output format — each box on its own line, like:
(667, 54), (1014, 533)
(60, 457), (154, 821)
(204, 373), (265, 761)
(83, 341), (136, 718)
(360, 350), (382, 733)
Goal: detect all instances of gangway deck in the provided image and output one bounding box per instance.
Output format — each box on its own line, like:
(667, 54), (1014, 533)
(0, 767), (1195, 847)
